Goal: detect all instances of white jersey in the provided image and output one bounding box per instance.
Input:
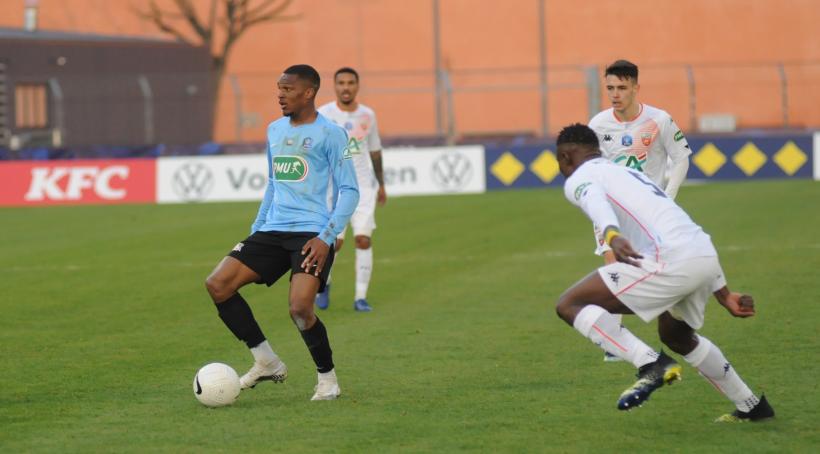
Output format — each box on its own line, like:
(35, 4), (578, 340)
(318, 102), (383, 191)
(564, 158), (717, 264)
(588, 103), (690, 188)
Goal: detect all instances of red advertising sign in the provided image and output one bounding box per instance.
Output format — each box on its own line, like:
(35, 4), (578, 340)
(0, 159), (156, 206)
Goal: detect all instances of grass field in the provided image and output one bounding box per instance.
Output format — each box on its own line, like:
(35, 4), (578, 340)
(1, 179), (819, 452)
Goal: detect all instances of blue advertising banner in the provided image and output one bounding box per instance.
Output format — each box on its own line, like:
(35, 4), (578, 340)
(485, 134), (814, 190)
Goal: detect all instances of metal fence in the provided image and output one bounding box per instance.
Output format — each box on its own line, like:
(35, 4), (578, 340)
(224, 61), (820, 144)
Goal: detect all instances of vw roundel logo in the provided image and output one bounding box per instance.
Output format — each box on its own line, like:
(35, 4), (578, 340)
(431, 152), (472, 191)
(172, 162), (214, 201)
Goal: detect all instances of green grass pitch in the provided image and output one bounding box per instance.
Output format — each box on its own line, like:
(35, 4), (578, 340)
(1, 180), (818, 452)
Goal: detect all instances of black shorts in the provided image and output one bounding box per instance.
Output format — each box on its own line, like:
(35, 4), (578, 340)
(228, 231), (335, 292)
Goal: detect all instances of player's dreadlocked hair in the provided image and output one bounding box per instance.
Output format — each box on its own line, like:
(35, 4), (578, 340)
(605, 59), (639, 82)
(284, 64), (321, 90)
(556, 123), (599, 149)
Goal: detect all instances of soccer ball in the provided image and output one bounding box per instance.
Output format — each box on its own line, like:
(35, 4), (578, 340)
(193, 363), (241, 407)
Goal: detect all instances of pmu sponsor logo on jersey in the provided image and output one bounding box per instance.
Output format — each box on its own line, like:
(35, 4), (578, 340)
(0, 159), (156, 206)
(272, 156), (309, 182)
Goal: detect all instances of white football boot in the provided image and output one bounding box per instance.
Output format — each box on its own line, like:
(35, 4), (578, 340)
(240, 360), (288, 389)
(311, 369), (341, 401)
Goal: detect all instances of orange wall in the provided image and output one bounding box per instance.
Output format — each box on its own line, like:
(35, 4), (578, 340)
(2, 0), (820, 142)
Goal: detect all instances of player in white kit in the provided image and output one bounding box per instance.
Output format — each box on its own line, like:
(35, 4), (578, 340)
(589, 60), (692, 361)
(552, 123), (774, 422)
(316, 67), (386, 312)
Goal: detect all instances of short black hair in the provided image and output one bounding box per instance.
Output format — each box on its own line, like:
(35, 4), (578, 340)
(284, 64), (320, 90)
(605, 59), (639, 82)
(556, 123), (599, 149)
(334, 67), (359, 82)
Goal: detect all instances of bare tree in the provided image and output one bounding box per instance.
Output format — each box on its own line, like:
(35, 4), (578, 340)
(136, 0), (298, 137)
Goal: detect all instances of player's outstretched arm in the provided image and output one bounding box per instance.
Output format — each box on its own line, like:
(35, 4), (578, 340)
(713, 286), (755, 318)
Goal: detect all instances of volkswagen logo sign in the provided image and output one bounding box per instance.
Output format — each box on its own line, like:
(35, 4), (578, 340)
(431, 152), (472, 191)
(172, 162), (214, 201)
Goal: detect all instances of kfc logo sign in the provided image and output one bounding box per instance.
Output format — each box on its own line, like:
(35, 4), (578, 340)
(25, 166), (130, 201)
(0, 159), (156, 206)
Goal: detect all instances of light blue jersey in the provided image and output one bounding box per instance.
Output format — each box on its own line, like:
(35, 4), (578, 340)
(252, 113), (359, 246)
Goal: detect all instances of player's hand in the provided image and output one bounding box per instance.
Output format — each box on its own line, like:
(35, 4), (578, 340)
(609, 236), (643, 267)
(377, 185), (387, 206)
(719, 292), (756, 318)
(301, 237), (331, 276)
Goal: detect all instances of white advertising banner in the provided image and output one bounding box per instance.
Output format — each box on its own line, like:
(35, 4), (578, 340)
(157, 154), (268, 203)
(382, 146), (486, 196)
(814, 132), (820, 180)
(156, 145), (486, 203)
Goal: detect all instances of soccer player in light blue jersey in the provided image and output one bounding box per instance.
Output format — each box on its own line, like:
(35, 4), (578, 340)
(205, 64), (359, 401)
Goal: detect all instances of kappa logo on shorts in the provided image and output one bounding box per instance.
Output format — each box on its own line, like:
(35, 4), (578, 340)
(233, 242), (244, 252)
(608, 272), (620, 285)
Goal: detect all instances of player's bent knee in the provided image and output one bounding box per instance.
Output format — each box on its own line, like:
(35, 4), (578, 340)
(205, 275), (232, 302)
(289, 306), (315, 331)
(659, 330), (696, 355)
(355, 236), (371, 249)
(555, 292), (576, 323)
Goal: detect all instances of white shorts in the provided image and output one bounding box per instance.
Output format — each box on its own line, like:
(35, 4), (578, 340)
(598, 256), (726, 330)
(337, 185), (377, 239)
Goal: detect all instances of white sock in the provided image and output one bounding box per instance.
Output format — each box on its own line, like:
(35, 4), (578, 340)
(250, 340), (280, 365)
(573, 305), (658, 368)
(683, 334), (759, 412)
(355, 247), (373, 300)
(318, 368), (337, 382)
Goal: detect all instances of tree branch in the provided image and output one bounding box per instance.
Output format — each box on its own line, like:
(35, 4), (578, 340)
(134, 0), (197, 45)
(173, 0), (211, 43)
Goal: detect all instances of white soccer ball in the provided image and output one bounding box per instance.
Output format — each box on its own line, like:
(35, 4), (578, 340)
(193, 363), (241, 408)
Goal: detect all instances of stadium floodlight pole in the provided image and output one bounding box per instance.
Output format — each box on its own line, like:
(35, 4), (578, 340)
(538, 0), (549, 137)
(432, 0), (443, 136)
